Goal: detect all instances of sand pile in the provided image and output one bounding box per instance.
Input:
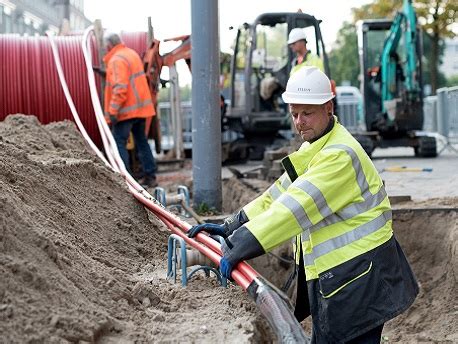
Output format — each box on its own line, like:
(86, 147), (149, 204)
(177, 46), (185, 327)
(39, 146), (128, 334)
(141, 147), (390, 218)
(384, 209), (457, 342)
(0, 115), (269, 343)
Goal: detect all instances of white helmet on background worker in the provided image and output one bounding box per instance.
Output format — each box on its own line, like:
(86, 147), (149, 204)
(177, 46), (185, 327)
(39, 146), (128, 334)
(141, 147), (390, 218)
(287, 28), (307, 45)
(282, 66), (335, 105)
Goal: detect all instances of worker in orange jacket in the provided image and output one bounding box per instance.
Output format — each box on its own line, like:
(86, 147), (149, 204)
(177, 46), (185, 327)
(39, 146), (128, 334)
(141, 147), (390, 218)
(103, 32), (157, 188)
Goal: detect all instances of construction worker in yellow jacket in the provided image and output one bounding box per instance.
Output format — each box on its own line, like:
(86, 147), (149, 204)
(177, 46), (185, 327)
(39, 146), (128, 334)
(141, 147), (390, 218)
(189, 67), (418, 343)
(288, 28), (324, 74)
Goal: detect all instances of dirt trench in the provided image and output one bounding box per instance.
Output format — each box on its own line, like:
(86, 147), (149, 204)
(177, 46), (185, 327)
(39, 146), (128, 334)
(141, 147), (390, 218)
(0, 115), (271, 343)
(1, 114), (456, 343)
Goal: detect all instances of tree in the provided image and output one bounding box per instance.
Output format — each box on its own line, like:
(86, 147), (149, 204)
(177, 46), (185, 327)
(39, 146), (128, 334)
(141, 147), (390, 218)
(328, 22), (359, 87)
(414, 0), (457, 93)
(352, 0), (457, 94)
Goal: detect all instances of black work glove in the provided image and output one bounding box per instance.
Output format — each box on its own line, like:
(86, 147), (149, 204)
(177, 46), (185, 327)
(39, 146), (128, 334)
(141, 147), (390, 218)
(188, 223), (227, 239)
(92, 66), (106, 77)
(109, 115), (118, 126)
(219, 256), (234, 279)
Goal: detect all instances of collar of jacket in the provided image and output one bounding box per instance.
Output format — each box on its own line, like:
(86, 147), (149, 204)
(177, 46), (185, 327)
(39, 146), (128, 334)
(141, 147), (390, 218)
(103, 43), (126, 64)
(281, 115), (337, 182)
(293, 50), (310, 66)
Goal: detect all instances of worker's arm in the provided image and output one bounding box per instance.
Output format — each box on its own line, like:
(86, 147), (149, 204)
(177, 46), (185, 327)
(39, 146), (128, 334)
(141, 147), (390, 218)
(215, 172), (292, 238)
(242, 172), (291, 219)
(107, 57), (129, 117)
(220, 150), (358, 274)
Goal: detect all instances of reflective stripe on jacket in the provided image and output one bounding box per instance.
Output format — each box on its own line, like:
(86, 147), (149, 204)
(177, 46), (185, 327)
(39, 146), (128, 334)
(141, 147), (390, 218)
(103, 44), (155, 122)
(291, 52), (324, 74)
(243, 118), (392, 280)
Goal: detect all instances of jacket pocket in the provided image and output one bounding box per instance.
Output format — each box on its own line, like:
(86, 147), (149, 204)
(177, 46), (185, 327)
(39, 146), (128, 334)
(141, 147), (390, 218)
(318, 259), (373, 298)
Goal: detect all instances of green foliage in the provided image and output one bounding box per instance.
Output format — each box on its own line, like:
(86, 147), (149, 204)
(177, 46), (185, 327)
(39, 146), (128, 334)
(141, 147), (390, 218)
(414, 0), (457, 39)
(352, 0), (399, 21)
(328, 22), (360, 87)
(157, 84), (192, 103)
(446, 75), (458, 87)
(194, 202), (219, 216)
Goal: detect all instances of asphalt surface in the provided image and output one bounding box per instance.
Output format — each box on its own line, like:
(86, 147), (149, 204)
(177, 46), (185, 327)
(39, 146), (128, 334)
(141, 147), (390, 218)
(223, 144), (458, 202)
(372, 146), (458, 200)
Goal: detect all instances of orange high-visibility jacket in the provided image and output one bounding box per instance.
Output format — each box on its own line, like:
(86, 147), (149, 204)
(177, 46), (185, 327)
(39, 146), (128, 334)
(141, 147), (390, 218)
(103, 43), (155, 122)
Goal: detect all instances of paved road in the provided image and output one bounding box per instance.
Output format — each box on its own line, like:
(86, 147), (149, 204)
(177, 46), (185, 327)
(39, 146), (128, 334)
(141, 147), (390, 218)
(223, 145), (458, 202)
(372, 146), (458, 200)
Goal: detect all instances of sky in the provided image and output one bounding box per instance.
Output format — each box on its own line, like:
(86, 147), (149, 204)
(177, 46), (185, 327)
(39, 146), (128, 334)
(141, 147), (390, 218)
(84, 0), (372, 84)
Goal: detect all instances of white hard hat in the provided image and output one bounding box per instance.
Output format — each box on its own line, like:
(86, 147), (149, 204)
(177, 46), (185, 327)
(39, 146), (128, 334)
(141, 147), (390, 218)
(282, 66), (335, 105)
(287, 28), (307, 45)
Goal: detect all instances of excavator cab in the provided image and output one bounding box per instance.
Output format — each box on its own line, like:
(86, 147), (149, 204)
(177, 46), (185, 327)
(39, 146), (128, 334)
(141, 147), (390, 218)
(357, 0), (436, 157)
(358, 19), (423, 135)
(228, 12), (330, 136)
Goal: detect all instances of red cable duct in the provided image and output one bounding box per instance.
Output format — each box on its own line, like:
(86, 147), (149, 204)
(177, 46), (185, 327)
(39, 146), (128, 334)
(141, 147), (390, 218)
(128, 188), (259, 289)
(0, 33), (147, 147)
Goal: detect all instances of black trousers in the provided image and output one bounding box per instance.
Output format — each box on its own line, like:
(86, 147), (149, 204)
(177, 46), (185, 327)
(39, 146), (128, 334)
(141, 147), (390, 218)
(294, 250), (384, 344)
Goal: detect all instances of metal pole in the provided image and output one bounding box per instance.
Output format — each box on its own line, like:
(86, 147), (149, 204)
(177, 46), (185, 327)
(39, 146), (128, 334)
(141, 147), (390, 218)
(169, 64), (184, 159)
(94, 19), (105, 109)
(437, 88), (449, 138)
(191, 0), (222, 211)
(147, 17), (154, 44)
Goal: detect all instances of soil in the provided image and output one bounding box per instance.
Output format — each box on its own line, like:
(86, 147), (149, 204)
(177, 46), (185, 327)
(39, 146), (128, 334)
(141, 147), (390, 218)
(1, 114), (456, 343)
(0, 115), (270, 343)
(384, 209), (457, 343)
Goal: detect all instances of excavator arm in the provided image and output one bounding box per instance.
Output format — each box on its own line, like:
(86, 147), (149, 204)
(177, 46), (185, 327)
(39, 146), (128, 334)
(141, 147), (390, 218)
(380, 0), (421, 113)
(142, 35), (191, 152)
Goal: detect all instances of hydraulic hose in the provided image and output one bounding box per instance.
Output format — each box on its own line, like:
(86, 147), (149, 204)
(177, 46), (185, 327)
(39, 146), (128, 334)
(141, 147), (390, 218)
(48, 27), (310, 343)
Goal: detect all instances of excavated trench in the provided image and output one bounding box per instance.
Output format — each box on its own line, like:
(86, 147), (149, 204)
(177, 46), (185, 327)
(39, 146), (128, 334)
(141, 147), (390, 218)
(1, 114), (456, 342)
(0, 115), (271, 343)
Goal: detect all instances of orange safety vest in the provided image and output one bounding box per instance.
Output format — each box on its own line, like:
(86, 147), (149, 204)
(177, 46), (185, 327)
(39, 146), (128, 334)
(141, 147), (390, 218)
(103, 43), (155, 123)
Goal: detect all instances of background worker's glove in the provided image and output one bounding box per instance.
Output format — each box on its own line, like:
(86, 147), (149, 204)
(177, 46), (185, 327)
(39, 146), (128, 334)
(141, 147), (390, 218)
(92, 66), (106, 77)
(219, 257), (234, 279)
(109, 115), (118, 126)
(188, 223), (227, 238)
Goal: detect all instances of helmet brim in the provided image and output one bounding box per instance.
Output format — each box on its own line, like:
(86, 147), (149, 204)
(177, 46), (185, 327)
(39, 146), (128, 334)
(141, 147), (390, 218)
(282, 93), (335, 105)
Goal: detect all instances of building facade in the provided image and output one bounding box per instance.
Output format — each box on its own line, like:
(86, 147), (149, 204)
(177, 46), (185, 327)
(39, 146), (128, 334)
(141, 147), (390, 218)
(0, 0), (90, 35)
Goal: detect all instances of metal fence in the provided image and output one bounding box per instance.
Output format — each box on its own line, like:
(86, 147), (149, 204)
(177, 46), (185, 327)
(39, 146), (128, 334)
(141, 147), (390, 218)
(157, 87), (458, 152)
(423, 86), (458, 143)
(337, 100), (363, 132)
(158, 101), (241, 152)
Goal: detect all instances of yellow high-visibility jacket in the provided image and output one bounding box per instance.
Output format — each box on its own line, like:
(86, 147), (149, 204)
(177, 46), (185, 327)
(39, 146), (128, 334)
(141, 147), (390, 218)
(243, 118), (391, 280)
(291, 51), (324, 74)
(223, 118), (418, 342)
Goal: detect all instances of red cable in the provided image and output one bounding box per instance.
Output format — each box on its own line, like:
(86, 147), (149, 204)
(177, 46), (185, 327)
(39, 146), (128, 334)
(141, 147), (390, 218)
(128, 188), (259, 288)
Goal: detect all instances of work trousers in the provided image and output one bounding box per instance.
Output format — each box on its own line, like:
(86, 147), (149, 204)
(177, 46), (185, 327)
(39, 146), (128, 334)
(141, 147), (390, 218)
(294, 251), (384, 343)
(113, 118), (156, 177)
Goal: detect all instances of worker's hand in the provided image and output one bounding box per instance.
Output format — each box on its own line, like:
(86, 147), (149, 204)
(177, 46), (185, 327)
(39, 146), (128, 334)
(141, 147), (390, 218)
(219, 257), (234, 279)
(92, 66), (106, 77)
(188, 223), (227, 239)
(109, 115), (118, 126)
